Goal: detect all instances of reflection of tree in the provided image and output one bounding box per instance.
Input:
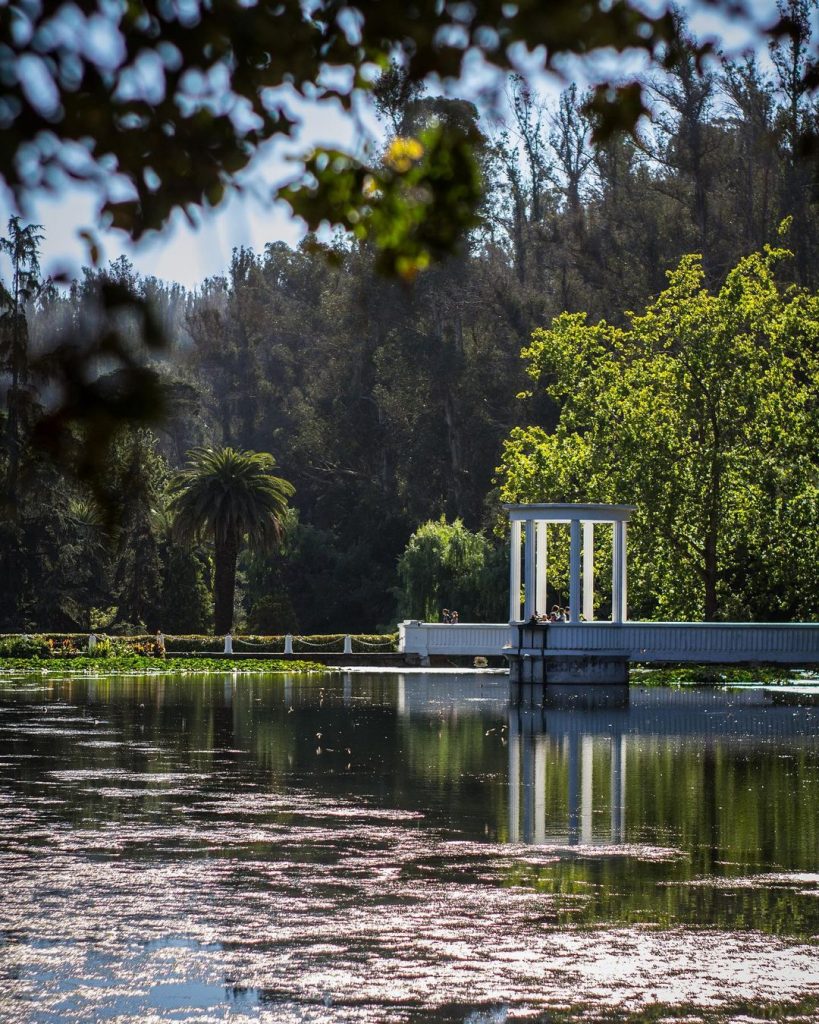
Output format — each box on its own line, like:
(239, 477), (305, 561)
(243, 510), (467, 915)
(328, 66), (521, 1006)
(503, 704), (819, 937)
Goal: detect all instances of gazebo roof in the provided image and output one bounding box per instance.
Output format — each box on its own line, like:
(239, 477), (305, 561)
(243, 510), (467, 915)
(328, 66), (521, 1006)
(503, 502), (636, 524)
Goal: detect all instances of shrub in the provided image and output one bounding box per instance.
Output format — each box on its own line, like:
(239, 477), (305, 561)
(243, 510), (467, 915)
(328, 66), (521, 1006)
(0, 632), (399, 657)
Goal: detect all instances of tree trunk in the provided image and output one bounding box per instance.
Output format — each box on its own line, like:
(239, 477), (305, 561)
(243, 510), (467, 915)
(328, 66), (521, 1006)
(214, 535), (238, 634)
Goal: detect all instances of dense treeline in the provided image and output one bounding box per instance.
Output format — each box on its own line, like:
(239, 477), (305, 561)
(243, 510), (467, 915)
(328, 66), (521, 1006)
(2, 11), (819, 632)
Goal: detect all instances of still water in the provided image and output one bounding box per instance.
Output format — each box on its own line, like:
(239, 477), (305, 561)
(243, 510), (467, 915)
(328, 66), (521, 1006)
(0, 670), (818, 1023)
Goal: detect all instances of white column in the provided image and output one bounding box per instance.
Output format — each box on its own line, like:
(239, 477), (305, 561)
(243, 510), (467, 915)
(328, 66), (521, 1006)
(582, 521), (594, 621)
(523, 519), (536, 620)
(612, 521), (624, 623)
(612, 520), (627, 622)
(568, 518), (581, 623)
(535, 521), (548, 616)
(509, 520), (522, 621)
(621, 521), (628, 622)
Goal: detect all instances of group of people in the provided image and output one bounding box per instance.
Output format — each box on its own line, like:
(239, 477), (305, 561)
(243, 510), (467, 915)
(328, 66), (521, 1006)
(441, 609), (460, 623)
(531, 605), (571, 623)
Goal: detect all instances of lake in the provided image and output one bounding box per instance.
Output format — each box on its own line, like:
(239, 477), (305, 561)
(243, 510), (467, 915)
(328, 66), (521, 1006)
(0, 670), (818, 1022)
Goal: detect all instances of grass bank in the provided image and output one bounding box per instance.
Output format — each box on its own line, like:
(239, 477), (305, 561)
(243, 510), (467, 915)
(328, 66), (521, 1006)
(634, 664), (799, 685)
(0, 655), (318, 674)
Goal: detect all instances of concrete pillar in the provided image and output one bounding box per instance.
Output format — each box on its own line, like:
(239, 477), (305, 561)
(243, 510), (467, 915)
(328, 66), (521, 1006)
(523, 519), (536, 620)
(535, 521), (548, 617)
(508, 708), (521, 842)
(581, 735), (594, 845)
(582, 521), (594, 621)
(343, 634), (353, 654)
(284, 634), (294, 654)
(569, 518), (581, 623)
(509, 520), (522, 621)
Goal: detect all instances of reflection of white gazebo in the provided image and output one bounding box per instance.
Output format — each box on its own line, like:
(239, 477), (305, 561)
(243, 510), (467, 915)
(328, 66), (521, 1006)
(504, 503), (636, 624)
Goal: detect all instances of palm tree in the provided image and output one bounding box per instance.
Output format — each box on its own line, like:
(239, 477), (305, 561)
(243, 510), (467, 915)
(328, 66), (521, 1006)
(168, 447), (294, 634)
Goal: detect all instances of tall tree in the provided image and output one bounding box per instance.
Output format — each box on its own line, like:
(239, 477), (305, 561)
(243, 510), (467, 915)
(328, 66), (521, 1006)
(169, 447), (294, 633)
(0, 217), (43, 502)
(497, 242), (819, 622)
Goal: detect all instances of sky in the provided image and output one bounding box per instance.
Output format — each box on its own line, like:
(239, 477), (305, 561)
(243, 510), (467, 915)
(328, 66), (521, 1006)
(0, 0), (781, 291)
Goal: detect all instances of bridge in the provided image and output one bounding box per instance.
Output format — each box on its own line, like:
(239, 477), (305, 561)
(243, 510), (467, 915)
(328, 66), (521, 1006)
(399, 619), (819, 664)
(398, 502), (819, 685)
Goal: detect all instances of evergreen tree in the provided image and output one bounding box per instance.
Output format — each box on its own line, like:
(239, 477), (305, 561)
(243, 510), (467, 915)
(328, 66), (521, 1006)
(169, 447), (294, 633)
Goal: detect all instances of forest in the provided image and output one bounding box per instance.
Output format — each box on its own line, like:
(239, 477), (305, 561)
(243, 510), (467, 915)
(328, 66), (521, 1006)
(1, 9), (818, 634)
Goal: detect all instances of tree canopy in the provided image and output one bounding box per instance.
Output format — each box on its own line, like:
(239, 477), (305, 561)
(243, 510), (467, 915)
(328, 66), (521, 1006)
(497, 241), (819, 621)
(1, 1), (810, 272)
(169, 446), (294, 632)
(3, 24), (819, 632)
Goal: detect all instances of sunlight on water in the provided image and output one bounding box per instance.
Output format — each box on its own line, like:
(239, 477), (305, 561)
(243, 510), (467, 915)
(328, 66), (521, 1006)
(0, 672), (818, 1022)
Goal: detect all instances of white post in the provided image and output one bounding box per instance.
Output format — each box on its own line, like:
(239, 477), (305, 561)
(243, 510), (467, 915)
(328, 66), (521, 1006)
(284, 634), (294, 655)
(612, 522), (624, 623)
(523, 519), (536, 620)
(535, 521), (548, 617)
(509, 520), (522, 622)
(612, 521), (627, 623)
(582, 521), (594, 621)
(343, 634), (353, 654)
(569, 518), (581, 623)
(621, 521), (628, 622)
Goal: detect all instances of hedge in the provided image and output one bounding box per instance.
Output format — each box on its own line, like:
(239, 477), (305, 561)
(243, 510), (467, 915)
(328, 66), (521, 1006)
(0, 632), (399, 658)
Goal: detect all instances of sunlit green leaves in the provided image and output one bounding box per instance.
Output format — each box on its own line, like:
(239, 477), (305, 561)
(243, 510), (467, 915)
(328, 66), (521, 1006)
(498, 243), (819, 621)
(283, 126), (484, 280)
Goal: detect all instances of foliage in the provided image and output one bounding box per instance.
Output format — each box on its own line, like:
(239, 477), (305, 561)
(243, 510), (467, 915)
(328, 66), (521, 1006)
(634, 666), (795, 685)
(0, 632), (397, 658)
(169, 446), (294, 633)
(0, 0), (697, 251)
(3, 16), (819, 631)
(497, 243), (819, 621)
(284, 125), (484, 282)
(0, 656), (317, 674)
(396, 517), (507, 621)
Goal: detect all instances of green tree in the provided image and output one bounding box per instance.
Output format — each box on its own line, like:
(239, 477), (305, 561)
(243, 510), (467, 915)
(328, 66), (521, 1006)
(397, 517), (507, 622)
(0, 216), (43, 502)
(497, 241), (819, 621)
(110, 430), (166, 630)
(169, 447), (294, 633)
(0, 0), (693, 249)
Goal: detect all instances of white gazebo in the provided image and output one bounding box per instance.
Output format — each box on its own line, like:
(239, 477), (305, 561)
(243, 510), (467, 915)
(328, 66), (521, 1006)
(504, 503), (636, 624)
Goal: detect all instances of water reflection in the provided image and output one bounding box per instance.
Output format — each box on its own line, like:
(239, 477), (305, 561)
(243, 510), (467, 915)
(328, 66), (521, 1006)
(508, 714), (627, 845)
(506, 686), (819, 853)
(1, 672), (819, 1023)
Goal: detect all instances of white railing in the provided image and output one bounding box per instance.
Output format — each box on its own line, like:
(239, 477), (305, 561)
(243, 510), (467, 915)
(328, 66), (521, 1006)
(399, 621), (512, 658)
(399, 620), (819, 664)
